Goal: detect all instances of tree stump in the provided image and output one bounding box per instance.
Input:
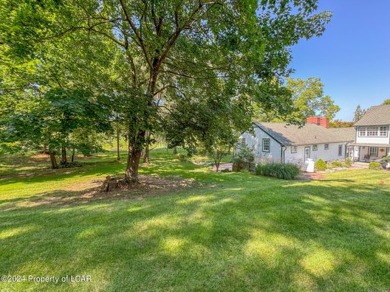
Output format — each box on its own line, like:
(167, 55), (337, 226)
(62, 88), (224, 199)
(101, 176), (120, 192)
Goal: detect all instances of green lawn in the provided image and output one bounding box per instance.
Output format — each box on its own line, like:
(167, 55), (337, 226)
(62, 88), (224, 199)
(0, 150), (389, 291)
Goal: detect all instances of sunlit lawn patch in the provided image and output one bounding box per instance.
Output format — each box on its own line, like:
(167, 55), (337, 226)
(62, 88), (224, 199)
(0, 150), (389, 291)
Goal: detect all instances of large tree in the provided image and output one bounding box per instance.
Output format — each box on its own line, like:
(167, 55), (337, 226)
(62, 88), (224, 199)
(259, 77), (340, 123)
(353, 105), (366, 123)
(0, 26), (116, 167)
(1, 0), (331, 183)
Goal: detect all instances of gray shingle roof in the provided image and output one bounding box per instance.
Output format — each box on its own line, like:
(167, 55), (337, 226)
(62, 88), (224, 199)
(253, 122), (355, 146)
(354, 104), (390, 126)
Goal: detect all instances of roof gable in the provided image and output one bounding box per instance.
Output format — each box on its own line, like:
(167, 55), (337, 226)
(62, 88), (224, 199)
(354, 104), (390, 126)
(253, 122), (355, 146)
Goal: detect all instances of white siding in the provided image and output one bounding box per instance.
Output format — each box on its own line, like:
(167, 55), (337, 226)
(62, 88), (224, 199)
(239, 127), (282, 163)
(240, 125), (351, 166)
(285, 143), (348, 166)
(356, 126), (390, 145)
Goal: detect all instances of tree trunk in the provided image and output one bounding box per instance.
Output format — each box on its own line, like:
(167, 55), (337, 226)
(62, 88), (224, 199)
(116, 126), (120, 161)
(125, 129), (145, 183)
(142, 130), (151, 163)
(49, 152), (58, 169)
(60, 146), (67, 165)
(143, 144), (150, 164)
(173, 146), (177, 155)
(125, 146), (143, 183)
(71, 147), (76, 162)
(43, 144), (49, 155)
(214, 150), (223, 172)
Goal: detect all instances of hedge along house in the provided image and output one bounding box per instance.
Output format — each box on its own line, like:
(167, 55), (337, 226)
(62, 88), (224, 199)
(350, 104), (390, 161)
(238, 119), (355, 167)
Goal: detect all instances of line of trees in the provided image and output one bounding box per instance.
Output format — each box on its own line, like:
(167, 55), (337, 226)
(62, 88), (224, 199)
(0, 0), (331, 182)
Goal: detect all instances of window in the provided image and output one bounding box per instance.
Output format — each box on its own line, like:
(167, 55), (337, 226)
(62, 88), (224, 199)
(359, 126), (388, 137)
(338, 145), (343, 156)
(312, 144), (318, 151)
(291, 146), (297, 153)
(379, 126), (388, 137)
(324, 144), (329, 150)
(367, 127), (378, 136)
(358, 127), (366, 136)
(369, 147), (378, 157)
(262, 138), (270, 152)
(240, 137), (246, 146)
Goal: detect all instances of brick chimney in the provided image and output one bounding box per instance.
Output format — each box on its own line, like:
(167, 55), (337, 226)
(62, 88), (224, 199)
(306, 116), (329, 128)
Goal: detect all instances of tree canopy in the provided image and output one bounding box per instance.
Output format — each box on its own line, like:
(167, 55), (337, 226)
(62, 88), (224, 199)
(382, 99), (390, 105)
(258, 77), (340, 123)
(1, 0), (332, 182)
(353, 105), (366, 123)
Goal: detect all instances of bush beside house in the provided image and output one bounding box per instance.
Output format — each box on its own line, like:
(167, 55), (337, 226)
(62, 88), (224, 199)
(315, 159), (327, 171)
(369, 161), (382, 170)
(255, 163), (300, 180)
(232, 145), (255, 172)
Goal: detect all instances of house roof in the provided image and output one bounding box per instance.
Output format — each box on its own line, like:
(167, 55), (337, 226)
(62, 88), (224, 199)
(354, 104), (390, 126)
(253, 122), (355, 146)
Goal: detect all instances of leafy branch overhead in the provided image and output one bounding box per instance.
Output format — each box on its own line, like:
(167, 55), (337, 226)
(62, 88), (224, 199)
(1, 0), (332, 181)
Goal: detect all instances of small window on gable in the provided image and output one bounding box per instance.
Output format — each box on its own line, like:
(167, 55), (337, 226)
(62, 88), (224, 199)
(291, 146), (297, 153)
(324, 144), (329, 150)
(262, 138), (270, 152)
(240, 137), (246, 146)
(312, 144), (318, 151)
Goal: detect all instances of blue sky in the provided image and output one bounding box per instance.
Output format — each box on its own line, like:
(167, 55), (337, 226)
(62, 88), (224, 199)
(290, 0), (390, 121)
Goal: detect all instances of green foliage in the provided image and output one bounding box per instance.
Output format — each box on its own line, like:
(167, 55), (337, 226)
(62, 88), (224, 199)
(1, 151), (390, 290)
(0, 142), (26, 155)
(382, 99), (390, 105)
(233, 144), (255, 164)
(353, 105), (366, 123)
(329, 161), (343, 168)
(383, 156), (390, 162)
(315, 159), (327, 171)
(1, 0), (332, 179)
(369, 161), (382, 170)
(329, 119), (354, 128)
(175, 153), (187, 162)
(255, 163), (300, 180)
(232, 144), (255, 172)
(258, 77), (340, 123)
(345, 157), (353, 168)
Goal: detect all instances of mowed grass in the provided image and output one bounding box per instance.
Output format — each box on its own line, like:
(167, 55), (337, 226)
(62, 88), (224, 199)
(0, 150), (389, 291)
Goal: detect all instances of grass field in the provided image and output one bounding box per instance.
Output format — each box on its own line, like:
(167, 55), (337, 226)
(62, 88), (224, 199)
(0, 150), (389, 291)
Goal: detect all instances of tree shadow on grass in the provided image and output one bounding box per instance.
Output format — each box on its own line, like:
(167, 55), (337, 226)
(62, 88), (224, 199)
(0, 178), (389, 291)
(0, 160), (125, 187)
(0, 175), (201, 211)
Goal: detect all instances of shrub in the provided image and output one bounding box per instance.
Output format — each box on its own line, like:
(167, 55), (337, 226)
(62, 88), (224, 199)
(345, 157), (353, 168)
(315, 159), (327, 171)
(232, 144), (254, 172)
(175, 153), (187, 161)
(233, 145), (254, 164)
(369, 161), (382, 170)
(383, 156), (390, 162)
(329, 161), (343, 168)
(255, 163), (300, 180)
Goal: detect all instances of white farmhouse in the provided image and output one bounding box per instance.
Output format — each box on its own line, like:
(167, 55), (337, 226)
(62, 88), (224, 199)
(239, 120), (355, 166)
(350, 104), (390, 161)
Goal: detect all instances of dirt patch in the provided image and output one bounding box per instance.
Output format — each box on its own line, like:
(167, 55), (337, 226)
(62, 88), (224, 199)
(12, 175), (197, 209)
(298, 172), (325, 181)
